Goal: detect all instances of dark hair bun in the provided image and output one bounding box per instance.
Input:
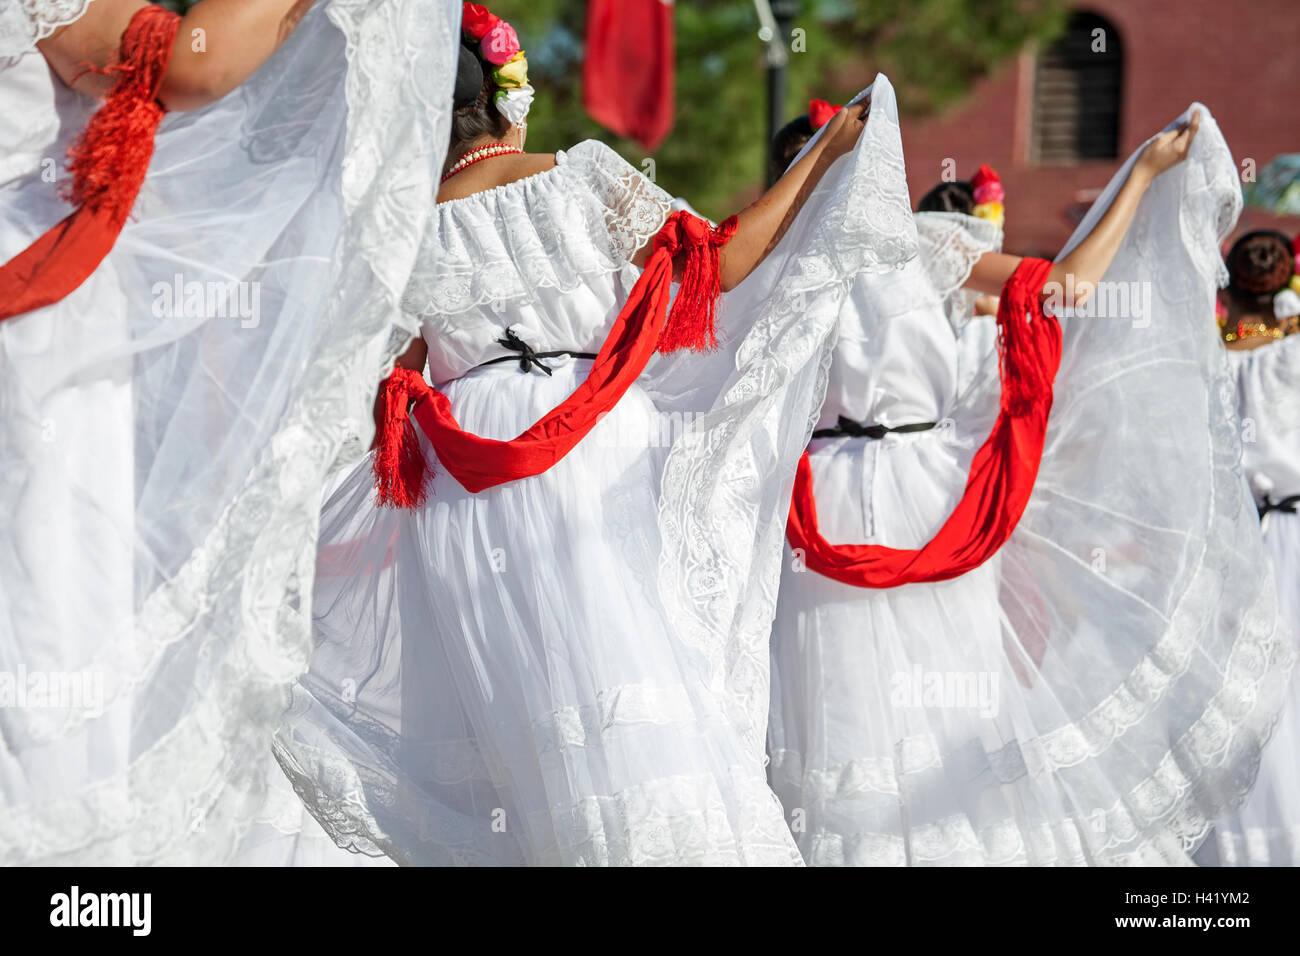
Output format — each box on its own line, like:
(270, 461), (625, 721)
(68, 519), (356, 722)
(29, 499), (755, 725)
(769, 115), (815, 183)
(917, 181), (975, 215)
(454, 45), (485, 110)
(1227, 230), (1293, 296)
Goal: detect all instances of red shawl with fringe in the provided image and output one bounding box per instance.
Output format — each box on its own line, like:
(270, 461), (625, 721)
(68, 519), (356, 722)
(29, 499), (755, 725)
(0, 5), (181, 322)
(786, 256), (1061, 588)
(373, 210), (738, 503)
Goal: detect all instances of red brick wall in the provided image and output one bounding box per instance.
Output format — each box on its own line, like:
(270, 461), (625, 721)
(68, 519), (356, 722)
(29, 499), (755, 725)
(897, 0), (1300, 257)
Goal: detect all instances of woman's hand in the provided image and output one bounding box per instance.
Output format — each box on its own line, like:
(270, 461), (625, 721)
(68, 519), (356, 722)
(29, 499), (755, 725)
(819, 97), (870, 161)
(1135, 109), (1199, 180)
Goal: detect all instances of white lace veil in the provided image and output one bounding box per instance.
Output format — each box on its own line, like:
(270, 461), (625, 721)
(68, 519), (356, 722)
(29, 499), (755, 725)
(0, 0), (459, 864)
(949, 105), (1293, 860)
(651, 75), (918, 760)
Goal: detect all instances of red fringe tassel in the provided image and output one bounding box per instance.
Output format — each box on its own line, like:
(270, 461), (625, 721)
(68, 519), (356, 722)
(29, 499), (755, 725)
(996, 257), (1057, 416)
(0, 6), (180, 323)
(62, 5), (180, 224)
(651, 211), (739, 353)
(373, 367), (435, 508)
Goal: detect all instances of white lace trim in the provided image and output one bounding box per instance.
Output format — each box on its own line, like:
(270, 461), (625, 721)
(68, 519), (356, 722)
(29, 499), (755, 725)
(274, 679), (802, 866)
(656, 76), (917, 764)
(778, 492), (1293, 865)
(534, 682), (701, 754)
(276, 731), (803, 867)
(0, 0), (96, 59)
(915, 211), (1002, 298)
(402, 139), (673, 319)
(1203, 824), (1300, 866)
(914, 210), (1003, 330)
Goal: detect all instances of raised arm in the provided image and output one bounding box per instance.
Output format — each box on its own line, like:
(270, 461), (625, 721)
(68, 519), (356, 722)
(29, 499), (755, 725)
(964, 111), (1201, 308)
(629, 104), (867, 288)
(711, 103), (869, 292)
(38, 0), (313, 111)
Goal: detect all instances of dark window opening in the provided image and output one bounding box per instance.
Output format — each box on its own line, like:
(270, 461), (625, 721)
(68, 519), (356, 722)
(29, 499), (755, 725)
(1031, 11), (1123, 163)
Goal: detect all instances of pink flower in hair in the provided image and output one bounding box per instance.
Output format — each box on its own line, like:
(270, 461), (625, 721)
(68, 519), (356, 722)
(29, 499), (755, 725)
(481, 21), (521, 65)
(971, 164), (1005, 204)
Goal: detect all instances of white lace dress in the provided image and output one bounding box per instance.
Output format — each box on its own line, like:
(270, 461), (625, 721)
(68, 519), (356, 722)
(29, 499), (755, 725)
(273, 78), (920, 866)
(769, 105), (1293, 866)
(1197, 336), (1300, 865)
(0, 0), (456, 865)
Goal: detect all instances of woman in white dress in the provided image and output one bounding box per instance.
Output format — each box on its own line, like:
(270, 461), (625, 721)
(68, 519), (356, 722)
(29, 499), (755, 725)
(915, 171), (1005, 400)
(1198, 229), (1300, 865)
(768, 107), (1293, 865)
(0, 0), (460, 865)
(271, 12), (922, 865)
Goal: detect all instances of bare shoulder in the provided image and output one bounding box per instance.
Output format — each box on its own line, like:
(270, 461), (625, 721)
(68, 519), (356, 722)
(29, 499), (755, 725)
(437, 152), (559, 204)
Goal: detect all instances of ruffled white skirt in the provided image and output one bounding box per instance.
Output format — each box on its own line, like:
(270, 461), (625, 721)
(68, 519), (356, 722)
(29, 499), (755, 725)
(771, 428), (1055, 866)
(771, 412), (1288, 866)
(1197, 507), (1300, 866)
(275, 358), (802, 866)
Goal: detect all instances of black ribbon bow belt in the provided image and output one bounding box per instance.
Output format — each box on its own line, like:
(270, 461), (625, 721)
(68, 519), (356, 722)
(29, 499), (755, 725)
(1258, 494), (1300, 519)
(812, 415), (939, 441)
(476, 327), (597, 377)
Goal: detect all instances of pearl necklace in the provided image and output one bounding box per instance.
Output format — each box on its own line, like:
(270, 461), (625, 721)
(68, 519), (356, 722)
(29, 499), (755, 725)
(441, 144), (525, 184)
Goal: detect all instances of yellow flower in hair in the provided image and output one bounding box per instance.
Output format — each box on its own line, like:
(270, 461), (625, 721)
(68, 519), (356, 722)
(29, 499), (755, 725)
(1291, 274), (1300, 296)
(972, 200), (1004, 229)
(494, 51), (529, 90)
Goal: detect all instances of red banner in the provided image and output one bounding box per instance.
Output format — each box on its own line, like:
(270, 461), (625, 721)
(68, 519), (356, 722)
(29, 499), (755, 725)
(583, 0), (675, 150)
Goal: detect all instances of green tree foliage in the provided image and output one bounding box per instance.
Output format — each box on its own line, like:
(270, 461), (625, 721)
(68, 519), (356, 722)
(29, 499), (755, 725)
(498, 0), (1067, 218)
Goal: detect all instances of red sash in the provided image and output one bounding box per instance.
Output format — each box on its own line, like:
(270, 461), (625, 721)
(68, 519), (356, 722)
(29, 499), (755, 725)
(0, 5), (180, 323)
(786, 257), (1061, 588)
(374, 211), (738, 505)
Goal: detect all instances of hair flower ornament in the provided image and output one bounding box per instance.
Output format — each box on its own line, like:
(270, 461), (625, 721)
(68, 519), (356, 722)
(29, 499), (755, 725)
(496, 83), (534, 127)
(494, 51), (529, 89)
(1276, 234), (1300, 318)
(461, 3), (533, 127)
(482, 21), (521, 65)
(461, 4), (500, 41)
(971, 165), (1005, 228)
(808, 99), (843, 131)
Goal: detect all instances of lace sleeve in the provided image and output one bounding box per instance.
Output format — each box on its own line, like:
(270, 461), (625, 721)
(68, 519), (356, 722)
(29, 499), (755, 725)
(0, 0), (98, 58)
(565, 139), (674, 262)
(914, 211), (1003, 331)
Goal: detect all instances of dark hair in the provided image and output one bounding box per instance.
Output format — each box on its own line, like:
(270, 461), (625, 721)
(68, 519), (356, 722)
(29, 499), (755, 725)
(1226, 230), (1293, 313)
(769, 115), (814, 184)
(917, 180), (975, 215)
(449, 41), (509, 164)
